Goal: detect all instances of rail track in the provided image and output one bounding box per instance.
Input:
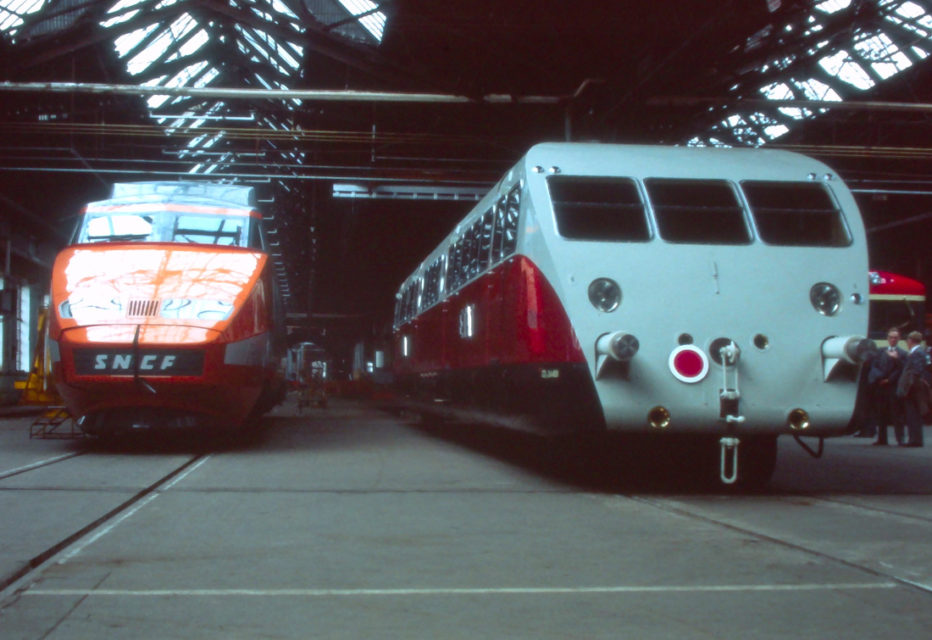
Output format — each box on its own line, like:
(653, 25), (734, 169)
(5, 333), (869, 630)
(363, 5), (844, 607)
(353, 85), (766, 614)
(0, 452), (211, 601)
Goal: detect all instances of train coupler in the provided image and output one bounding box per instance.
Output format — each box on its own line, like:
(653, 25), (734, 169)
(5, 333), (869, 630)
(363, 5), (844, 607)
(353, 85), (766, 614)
(719, 436), (740, 485)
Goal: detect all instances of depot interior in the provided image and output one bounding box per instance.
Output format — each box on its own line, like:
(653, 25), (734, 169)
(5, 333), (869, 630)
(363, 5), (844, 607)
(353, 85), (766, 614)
(1, 0), (931, 394)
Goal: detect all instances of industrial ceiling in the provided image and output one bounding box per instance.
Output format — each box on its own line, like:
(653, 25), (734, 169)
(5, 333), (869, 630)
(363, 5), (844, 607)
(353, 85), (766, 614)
(1, 0), (931, 356)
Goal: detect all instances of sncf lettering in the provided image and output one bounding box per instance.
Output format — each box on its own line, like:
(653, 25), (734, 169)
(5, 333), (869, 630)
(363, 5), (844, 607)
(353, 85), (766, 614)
(91, 354), (179, 371)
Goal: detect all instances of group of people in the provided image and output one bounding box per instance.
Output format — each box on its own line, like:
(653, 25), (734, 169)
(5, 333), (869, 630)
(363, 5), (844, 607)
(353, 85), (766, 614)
(856, 328), (932, 447)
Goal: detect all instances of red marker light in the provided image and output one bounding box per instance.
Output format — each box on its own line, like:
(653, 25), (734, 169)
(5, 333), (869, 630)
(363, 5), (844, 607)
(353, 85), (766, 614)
(669, 345), (709, 383)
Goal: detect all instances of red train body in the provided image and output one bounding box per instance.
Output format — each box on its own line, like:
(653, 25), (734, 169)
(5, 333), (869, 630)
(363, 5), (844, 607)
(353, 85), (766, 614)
(47, 182), (285, 435)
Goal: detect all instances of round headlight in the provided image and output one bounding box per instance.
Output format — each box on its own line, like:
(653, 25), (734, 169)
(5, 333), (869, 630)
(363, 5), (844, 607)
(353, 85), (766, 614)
(588, 278), (621, 312)
(810, 282), (841, 316)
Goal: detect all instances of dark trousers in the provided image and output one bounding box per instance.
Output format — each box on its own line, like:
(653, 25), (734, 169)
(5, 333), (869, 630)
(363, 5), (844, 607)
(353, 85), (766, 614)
(871, 385), (904, 444)
(904, 392), (924, 446)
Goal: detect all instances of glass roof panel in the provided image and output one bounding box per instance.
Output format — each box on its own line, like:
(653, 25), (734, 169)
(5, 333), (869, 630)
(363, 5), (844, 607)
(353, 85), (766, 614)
(101, 0), (146, 28)
(338, 0), (385, 42)
(819, 49), (876, 90)
(695, 0), (932, 146)
(0, 0), (44, 36)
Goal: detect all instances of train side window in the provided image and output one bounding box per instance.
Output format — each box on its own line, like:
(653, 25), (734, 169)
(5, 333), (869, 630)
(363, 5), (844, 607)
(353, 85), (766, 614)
(491, 203), (504, 263)
(448, 239), (463, 291)
(415, 277), (425, 313)
(461, 227), (474, 280)
(446, 244), (458, 291)
(479, 209), (494, 271)
(438, 254), (446, 297)
(423, 258), (443, 307)
(742, 181), (851, 247)
(547, 176), (649, 241)
(404, 283), (416, 322)
(432, 261), (441, 306)
(399, 286), (408, 323)
(501, 183), (521, 256)
(646, 179), (751, 245)
(468, 219), (482, 277)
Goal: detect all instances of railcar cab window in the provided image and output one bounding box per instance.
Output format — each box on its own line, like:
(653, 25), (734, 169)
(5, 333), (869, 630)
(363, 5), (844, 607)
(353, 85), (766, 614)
(78, 210), (260, 249)
(645, 179), (751, 244)
(84, 213), (154, 242)
(547, 176), (650, 241)
(172, 214), (247, 246)
(741, 181), (851, 247)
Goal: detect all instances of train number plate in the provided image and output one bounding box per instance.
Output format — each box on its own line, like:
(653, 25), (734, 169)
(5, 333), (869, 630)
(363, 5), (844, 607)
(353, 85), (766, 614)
(73, 349), (204, 376)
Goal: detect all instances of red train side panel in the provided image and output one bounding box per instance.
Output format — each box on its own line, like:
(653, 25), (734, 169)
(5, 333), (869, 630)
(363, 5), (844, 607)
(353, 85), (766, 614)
(394, 255), (596, 432)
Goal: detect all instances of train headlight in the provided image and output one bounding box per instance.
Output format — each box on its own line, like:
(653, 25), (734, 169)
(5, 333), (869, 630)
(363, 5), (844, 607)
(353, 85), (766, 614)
(588, 278), (621, 313)
(788, 408), (810, 431)
(809, 282), (841, 316)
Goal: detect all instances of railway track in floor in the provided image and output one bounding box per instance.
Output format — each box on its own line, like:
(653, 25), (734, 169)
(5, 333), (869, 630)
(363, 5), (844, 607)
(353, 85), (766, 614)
(0, 452), (211, 601)
(612, 492), (932, 596)
(0, 452), (88, 482)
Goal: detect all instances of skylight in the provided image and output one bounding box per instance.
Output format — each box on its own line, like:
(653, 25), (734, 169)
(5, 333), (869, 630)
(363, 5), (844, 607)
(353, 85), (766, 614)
(338, 0), (386, 42)
(0, 0), (43, 35)
(691, 0), (932, 147)
(0, 0), (385, 177)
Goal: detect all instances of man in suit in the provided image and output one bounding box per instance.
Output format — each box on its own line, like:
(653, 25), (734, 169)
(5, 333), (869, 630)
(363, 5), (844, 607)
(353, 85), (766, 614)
(868, 328), (907, 445)
(901, 330), (932, 447)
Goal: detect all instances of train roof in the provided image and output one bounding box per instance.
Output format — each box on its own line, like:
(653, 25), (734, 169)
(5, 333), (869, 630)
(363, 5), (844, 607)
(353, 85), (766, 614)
(523, 142), (840, 180)
(95, 182), (257, 210)
(397, 142), (856, 289)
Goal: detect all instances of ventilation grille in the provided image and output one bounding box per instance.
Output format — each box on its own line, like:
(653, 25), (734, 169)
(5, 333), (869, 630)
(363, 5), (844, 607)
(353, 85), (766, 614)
(126, 299), (160, 318)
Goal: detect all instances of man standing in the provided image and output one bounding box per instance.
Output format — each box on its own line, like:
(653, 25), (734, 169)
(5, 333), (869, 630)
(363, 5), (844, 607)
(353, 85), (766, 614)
(868, 328), (907, 445)
(900, 330), (932, 447)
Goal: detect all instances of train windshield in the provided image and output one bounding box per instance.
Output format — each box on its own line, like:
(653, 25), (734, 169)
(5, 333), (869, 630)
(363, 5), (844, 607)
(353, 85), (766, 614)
(79, 210), (256, 248)
(171, 214), (246, 246)
(548, 176), (650, 241)
(645, 179), (751, 245)
(742, 181), (851, 247)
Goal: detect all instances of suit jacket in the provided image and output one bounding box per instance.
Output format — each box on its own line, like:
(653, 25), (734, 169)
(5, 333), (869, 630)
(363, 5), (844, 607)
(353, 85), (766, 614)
(905, 346), (932, 385)
(868, 346), (907, 386)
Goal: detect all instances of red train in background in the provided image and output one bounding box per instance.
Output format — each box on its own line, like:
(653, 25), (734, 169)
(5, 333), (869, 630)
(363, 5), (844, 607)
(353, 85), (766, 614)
(867, 270), (926, 341)
(47, 182), (286, 435)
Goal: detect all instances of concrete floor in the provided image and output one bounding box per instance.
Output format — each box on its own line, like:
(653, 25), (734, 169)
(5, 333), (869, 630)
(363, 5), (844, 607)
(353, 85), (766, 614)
(1, 397), (931, 639)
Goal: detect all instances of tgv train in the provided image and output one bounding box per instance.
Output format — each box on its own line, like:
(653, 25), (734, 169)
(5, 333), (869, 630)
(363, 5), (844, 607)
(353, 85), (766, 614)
(393, 143), (873, 486)
(48, 182), (285, 435)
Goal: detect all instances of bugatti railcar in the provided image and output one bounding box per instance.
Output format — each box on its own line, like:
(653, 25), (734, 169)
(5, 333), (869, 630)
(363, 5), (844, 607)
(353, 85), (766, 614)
(48, 182), (285, 435)
(393, 143), (872, 485)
